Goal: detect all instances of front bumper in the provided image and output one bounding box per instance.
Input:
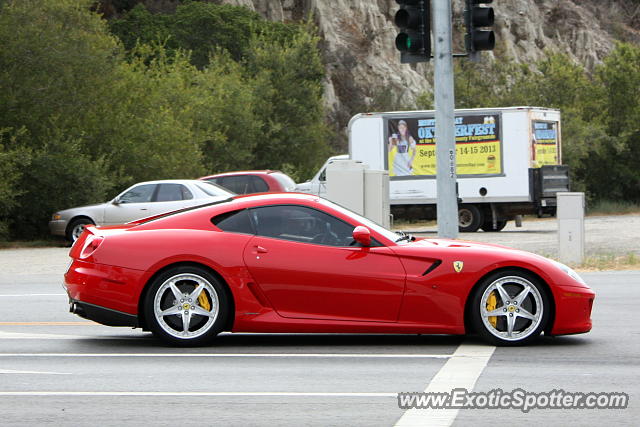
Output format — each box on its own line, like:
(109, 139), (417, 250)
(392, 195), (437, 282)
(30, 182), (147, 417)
(550, 285), (595, 336)
(49, 219), (67, 236)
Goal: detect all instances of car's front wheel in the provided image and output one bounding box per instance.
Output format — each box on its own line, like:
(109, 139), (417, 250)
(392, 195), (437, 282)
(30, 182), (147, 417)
(66, 218), (94, 242)
(144, 266), (229, 346)
(470, 270), (550, 346)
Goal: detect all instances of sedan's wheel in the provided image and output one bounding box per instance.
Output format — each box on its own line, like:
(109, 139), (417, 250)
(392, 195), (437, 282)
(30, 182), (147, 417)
(144, 266), (229, 346)
(471, 270), (550, 346)
(66, 218), (94, 242)
(458, 205), (483, 232)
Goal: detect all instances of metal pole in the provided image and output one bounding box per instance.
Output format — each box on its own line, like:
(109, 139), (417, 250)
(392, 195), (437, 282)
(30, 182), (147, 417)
(432, 0), (458, 239)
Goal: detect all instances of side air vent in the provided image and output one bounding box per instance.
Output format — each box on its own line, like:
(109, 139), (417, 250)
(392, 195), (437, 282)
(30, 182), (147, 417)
(422, 260), (442, 276)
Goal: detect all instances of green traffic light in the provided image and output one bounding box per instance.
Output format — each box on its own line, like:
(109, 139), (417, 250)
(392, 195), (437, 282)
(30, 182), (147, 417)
(396, 32), (421, 52)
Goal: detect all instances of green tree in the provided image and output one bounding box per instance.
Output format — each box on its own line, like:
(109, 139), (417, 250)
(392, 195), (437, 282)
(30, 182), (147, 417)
(592, 42), (640, 201)
(244, 26), (332, 180)
(0, 128), (30, 239)
(0, 0), (208, 237)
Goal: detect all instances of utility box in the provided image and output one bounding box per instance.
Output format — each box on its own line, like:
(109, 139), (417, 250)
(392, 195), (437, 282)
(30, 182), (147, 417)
(326, 160), (390, 228)
(364, 169), (390, 228)
(326, 159), (368, 214)
(557, 192), (585, 265)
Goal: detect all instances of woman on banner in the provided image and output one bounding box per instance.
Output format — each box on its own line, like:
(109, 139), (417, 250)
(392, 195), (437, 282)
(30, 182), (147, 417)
(389, 120), (417, 176)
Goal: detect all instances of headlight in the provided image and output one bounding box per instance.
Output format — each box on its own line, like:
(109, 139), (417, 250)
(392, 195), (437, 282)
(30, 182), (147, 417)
(52, 213), (61, 220)
(551, 260), (586, 285)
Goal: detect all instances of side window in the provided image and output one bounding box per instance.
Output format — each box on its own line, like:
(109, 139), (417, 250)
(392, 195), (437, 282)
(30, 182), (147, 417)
(318, 167), (327, 182)
(119, 184), (156, 204)
(251, 205), (354, 247)
(250, 176), (269, 193)
(181, 185), (194, 200)
(212, 209), (254, 234)
(156, 184), (186, 202)
(220, 176), (252, 194)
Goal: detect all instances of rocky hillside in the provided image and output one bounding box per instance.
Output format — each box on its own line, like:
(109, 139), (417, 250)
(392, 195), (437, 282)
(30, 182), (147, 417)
(106, 0), (640, 128)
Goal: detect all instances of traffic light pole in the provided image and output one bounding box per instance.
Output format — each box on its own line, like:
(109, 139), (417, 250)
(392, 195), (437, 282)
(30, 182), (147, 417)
(432, 0), (459, 239)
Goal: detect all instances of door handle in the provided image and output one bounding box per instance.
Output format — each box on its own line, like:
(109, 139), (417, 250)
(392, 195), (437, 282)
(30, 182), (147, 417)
(255, 246), (268, 254)
(140, 208), (148, 211)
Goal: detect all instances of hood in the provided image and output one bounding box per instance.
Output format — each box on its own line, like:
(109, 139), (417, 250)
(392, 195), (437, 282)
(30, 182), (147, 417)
(395, 237), (551, 265)
(58, 203), (106, 214)
(411, 238), (515, 251)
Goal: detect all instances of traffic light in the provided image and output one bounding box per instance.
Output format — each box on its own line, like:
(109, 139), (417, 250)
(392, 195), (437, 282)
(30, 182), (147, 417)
(464, 0), (495, 58)
(394, 0), (431, 64)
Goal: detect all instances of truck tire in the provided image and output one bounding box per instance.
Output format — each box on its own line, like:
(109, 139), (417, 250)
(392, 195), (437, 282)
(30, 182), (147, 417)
(481, 220), (507, 232)
(458, 205), (483, 232)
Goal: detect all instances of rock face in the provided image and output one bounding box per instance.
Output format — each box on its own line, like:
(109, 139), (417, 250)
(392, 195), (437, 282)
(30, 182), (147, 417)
(132, 0), (638, 130)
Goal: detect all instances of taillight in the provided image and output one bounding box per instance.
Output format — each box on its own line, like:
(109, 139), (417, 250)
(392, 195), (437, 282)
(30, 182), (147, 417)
(80, 235), (104, 259)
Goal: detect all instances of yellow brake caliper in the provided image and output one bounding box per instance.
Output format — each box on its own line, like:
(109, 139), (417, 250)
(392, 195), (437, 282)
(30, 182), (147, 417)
(197, 289), (211, 311)
(486, 291), (497, 328)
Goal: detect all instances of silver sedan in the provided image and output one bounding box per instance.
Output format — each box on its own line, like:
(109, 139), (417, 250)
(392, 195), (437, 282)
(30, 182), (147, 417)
(49, 179), (234, 242)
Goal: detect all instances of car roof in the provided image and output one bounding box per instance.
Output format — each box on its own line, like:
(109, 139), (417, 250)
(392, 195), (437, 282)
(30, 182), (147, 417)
(231, 192), (317, 203)
(199, 170), (285, 180)
(130, 179), (211, 186)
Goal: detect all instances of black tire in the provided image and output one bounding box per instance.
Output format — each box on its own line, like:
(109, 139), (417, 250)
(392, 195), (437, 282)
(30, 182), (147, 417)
(66, 218), (94, 242)
(143, 266), (229, 347)
(470, 269), (550, 346)
(458, 205), (484, 232)
(480, 220), (507, 232)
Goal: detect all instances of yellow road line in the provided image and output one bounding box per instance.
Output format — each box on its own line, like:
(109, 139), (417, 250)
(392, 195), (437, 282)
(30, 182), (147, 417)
(0, 321), (97, 326)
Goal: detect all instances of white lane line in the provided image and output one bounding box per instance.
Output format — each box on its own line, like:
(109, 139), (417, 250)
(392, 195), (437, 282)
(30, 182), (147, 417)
(0, 294), (66, 297)
(0, 331), (110, 340)
(395, 343), (496, 427)
(0, 352), (451, 359)
(0, 391), (395, 397)
(0, 369), (71, 375)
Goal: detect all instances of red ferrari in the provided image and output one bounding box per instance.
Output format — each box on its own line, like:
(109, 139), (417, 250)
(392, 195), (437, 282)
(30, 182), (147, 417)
(65, 193), (594, 346)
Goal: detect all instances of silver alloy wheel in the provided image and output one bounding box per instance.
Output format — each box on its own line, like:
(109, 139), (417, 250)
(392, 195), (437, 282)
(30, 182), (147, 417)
(71, 223), (87, 241)
(153, 273), (220, 340)
(479, 275), (544, 342)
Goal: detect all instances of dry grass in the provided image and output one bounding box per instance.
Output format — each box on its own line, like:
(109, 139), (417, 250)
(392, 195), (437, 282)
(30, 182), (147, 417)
(587, 200), (640, 216)
(575, 252), (640, 271)
(0, 239), (66, 249)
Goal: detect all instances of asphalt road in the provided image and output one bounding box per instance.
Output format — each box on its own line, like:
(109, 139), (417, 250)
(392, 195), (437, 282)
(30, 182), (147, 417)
(0, 246), (638, 426)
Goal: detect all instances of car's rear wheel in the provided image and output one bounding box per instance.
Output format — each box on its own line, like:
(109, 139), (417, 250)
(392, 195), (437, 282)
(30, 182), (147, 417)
(144, 266), (229, 346)
(66, 218), (94, 242)
(471, 270), (550, 346)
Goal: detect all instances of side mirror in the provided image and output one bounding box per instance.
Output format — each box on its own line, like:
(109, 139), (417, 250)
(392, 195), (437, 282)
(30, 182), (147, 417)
(112, 197), (121, 205)
(352, 226), (371, 247)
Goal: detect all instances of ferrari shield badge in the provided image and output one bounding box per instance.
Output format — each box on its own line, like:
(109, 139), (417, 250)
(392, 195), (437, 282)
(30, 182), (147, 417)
(453, 261), (464, 273)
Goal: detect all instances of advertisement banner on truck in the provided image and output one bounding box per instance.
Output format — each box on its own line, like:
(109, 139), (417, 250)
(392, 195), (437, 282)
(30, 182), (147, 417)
(532, 121), (558, 167)
(387, 114), (502, 178)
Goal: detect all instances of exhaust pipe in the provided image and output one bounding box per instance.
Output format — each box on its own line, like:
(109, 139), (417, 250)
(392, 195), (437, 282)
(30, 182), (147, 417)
(69, 302), (85, 316)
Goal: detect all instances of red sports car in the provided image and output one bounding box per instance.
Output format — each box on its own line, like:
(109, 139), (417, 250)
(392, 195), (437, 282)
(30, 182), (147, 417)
(64, 193), (594, 346)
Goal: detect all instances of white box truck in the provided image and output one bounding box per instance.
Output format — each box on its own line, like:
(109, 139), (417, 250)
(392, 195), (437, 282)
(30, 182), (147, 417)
(296, 107), (569, 232)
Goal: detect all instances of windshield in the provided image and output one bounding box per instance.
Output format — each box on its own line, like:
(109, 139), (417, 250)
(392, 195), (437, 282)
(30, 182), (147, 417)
(271, 172), (297, 191)
(196, 181), (235, 197)
(318, 198), (408, 245)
